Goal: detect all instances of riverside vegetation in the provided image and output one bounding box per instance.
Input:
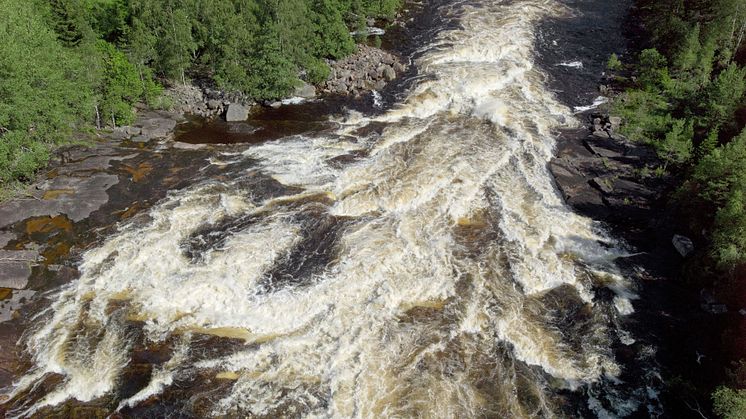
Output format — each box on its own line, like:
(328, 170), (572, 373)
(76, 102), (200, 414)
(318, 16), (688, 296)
(610, 0), (746, 416)
(0, 0), (398, 190)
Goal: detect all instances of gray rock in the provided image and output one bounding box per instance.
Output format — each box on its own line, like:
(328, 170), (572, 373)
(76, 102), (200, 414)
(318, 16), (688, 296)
(226, 103), (250, 122)
(0, 289), (36, 322)
(293, 82), (317, 99)
(227, 123), (259, 134)
(593, 130), (611, 139)
(0, 173), (119, 227)
(110, 127), (131, 140)
(584, 139), (623, 159)
(672, 234), (694, 257)
(0, 250), (39, 289)
(138, 118), (177, 140)
(0, 232), (15, 248)
(56, 153), (137, 176)
(383, 66), (396, 81)
(207, 99), (222, 110)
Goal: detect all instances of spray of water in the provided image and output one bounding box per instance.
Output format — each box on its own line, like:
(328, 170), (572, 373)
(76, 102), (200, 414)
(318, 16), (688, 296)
(6, 0), (648, 417)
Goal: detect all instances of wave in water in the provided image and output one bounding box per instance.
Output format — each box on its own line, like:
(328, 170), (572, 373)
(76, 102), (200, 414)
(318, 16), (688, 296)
(6, 0), (653, 417)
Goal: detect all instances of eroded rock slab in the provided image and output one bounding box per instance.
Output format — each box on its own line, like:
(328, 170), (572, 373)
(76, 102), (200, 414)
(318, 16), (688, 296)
(0, 251), (39, 289)
(0, 173), (119, 228)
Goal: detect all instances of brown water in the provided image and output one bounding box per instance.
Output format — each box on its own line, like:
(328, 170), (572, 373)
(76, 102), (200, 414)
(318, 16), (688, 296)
(1, 0), (665, 417)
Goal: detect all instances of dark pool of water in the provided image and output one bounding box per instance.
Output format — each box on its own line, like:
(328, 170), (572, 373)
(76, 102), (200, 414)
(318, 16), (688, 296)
(173, 94), (379, 145)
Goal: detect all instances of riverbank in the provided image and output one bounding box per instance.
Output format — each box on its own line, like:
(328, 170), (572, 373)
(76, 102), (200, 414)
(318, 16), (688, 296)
(538, 1), (730, 416)
(0, 3), (425, 415)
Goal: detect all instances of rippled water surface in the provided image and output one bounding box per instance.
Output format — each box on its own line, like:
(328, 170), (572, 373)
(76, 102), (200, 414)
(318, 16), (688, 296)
(5, 0), (661, 417)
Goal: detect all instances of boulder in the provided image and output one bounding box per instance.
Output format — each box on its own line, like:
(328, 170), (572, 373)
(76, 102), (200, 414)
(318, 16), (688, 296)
(672, 234), (694, 257)
(383, 66), (396, 81)
(226, 103), (249, 122)
(207, 99), (222, 110)
(293, 82), (317, 99)
(138, 117), (177, 140)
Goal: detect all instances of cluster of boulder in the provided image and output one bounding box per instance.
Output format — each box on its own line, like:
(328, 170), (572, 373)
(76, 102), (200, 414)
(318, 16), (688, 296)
(166, 83), (251, 119)
(105, 45), (407, 138)
(110, 110), (180, 143)
(323, 45), (406, 95)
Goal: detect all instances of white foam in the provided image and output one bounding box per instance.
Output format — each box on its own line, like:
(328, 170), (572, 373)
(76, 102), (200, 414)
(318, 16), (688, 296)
(10, 0), (644, 416)
(557, 60), (583, 68)
(574, 96), (609, 113)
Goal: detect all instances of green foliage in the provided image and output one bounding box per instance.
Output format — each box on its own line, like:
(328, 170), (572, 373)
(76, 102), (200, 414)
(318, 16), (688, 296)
(691, 130), (746, 268)
(0, 0), (94, 183)
(122, 0), (391, 100)
(638, 49), (669, 89)
(245, 24), (300, 99)
(704, 63), (746, 128)
(607, 53), (622, 71)
(303, 58), (332, 85)
(713, 386), (746, 419)
(0, 0), (401, 189)
(660, 118), (694, 163)
(614, 90), (671, 143)
(96, 40), (158, 125)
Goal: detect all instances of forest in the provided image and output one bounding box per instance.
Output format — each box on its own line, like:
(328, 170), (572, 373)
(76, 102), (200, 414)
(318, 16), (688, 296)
(0, 0), (398, 188)
(616, 0), (746, 416)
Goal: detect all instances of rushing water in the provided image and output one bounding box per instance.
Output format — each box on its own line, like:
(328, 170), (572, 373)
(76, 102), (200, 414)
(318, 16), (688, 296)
(6, 0), (659, 417)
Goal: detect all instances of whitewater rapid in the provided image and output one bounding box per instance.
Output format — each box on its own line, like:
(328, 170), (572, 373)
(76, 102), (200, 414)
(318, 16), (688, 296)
(6, 0), (653, 417)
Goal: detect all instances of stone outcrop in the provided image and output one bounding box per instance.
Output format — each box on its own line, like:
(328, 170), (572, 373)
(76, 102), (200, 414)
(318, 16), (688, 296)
(293, 82), (317, 99)
(165, 83), (251, 119)
(225, 103), (250, 122)
(110, 110), (183, 143)
(323, 45), (407, 96)
(549, 113), (667, 224)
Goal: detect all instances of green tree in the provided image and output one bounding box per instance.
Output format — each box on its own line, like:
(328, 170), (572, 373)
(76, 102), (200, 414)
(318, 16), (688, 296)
(0, 0), (93, 182)
(95, 40), (160, 126)
(713, 386), (746, 419)
(704, 63), (746, 129)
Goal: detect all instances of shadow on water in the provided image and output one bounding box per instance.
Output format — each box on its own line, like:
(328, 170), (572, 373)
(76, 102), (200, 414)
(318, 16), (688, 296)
(536, 1), (728, 417)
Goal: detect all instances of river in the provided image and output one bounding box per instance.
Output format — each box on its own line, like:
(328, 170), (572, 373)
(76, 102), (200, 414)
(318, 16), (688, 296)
(4, 0), (664, 417)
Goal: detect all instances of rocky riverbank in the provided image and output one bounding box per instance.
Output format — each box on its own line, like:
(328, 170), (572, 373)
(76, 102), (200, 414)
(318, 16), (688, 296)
(0, 38), (410, 336)
(550, 113), (669, 233)
(323, 44), (406, 96)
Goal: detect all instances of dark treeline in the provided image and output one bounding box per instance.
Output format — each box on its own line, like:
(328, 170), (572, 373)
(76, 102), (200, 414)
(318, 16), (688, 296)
(613, 0), (746, 416)
(0, 0), (398, 187)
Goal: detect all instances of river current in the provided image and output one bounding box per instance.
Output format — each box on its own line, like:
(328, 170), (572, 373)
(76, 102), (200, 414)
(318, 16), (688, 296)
(7, 0), (659, 417)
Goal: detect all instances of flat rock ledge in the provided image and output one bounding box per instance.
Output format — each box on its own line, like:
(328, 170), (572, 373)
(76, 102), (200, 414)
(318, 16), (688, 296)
(550, 114), (668, 224)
